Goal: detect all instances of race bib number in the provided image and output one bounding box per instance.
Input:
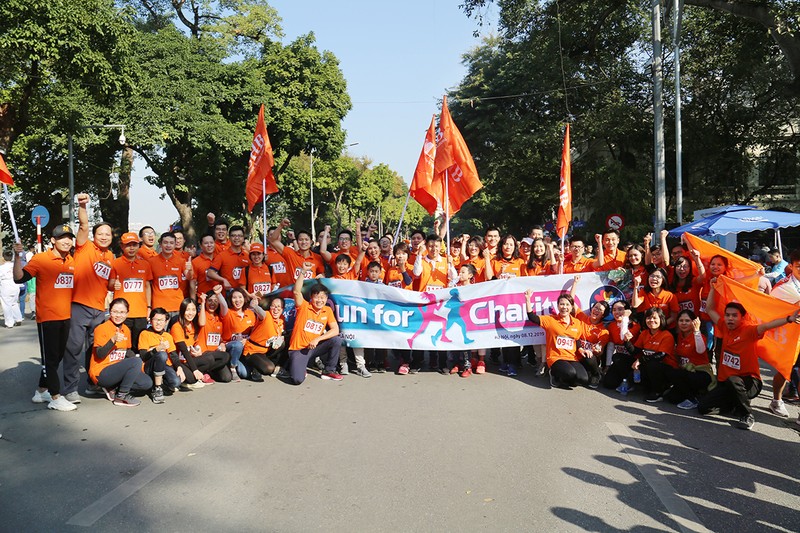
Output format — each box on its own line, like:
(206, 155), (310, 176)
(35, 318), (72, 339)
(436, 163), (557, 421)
(303, 319), (324, 335)
(206, 333), (221, 347)
(614, 344), (627, 354)
(388, 280), (402, 288)
(722, 351), (741, 370)
(294, 267), (314, 280)
(94, 262), (111, 280)
(699, 299), (707, 313)
(158, 275), (179, 290)
(123, 278), (144, 293)
(555, 335), (575, 351)
(252, 282), (271, 294)
(54, 272), (74, 289)
(424, 284), (445, 292)
(499, 272), (518, 280)
(271, 262), (286, 274)
(109, 349), (127, 362)
(680, 356), (690, 367)
(642, 350), (655, 358)
(577, 339), (592, 350)
(679, 300), (694, 312)
(232, 267), (243, 280)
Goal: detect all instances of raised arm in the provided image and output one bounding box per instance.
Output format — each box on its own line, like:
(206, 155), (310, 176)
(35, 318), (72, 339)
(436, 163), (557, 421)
(76, 193), (90, 247)
(293, 262), (310, 307)
(268, 218), (290, 255)
(758, 309), (800, 335)
(214, 285), (228, 317)
(659, 230), (670, 267)
(524, 288), (541, 325)
(706, 281), (721, 325)
(592, 234), (604, 269)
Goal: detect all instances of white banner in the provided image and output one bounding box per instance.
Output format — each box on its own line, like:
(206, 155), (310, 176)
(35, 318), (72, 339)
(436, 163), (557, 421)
(296, 271), (631, 351)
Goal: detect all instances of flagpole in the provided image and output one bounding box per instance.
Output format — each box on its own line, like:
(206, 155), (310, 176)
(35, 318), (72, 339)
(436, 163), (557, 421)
(559, 236), (565, 275)
(3, 184), (20, 243)
(261, 178), (267, 243)
(445, 169), (451, 282)
(394, 189), (411, 245)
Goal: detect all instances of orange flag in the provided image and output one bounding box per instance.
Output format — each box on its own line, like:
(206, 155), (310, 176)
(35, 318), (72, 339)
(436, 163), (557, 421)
(715, 276), (800, 379)
(0, 153), (13, 186)
(556, 124), (571, 240)
(246, 104), (278, 212)
(683, 232), (760, 289)
(432, 96), (482, 216)
(409, 115), (441, 215)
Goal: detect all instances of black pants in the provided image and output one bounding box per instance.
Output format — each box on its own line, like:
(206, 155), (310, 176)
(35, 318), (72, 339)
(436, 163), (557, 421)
(501, 346), (521, 366)
(396, 349), (424, 369)
(664, 367), (712, 402)
(550, 359), (590, 387)
(242, 353), (276, 376)
(698, 376), (762, 417)
(194, 351), (232, 382)
(602, 352), (635, 389)
(124, 317), (148, 351)
(37, 319), (71, 395)
(640, 359), (671, 395)
(97, 358), (153, 393)
(366, 348), (388, 370)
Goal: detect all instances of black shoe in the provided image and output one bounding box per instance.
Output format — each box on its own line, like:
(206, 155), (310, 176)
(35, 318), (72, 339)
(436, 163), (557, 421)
(736, 414), (755, 430)
(645, 392), (663, 403)
(151, 386), (165, 404)
(249, 369), (264, 382)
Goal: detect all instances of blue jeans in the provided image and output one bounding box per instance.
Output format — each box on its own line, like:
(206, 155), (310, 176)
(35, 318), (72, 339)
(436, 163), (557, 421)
(144, 351), (181, 389)
(226, 340), (248, 378)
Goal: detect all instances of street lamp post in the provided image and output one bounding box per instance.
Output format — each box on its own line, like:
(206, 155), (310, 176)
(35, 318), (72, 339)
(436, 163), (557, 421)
(309, 142), (358, 240)
(68, 124), (126, 227)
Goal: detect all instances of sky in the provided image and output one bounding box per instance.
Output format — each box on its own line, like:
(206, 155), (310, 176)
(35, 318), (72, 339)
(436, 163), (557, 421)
(128, 0), (497, 232)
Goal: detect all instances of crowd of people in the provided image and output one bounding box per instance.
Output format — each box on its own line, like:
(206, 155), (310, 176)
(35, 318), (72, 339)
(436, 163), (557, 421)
(9, 192), (800, 432)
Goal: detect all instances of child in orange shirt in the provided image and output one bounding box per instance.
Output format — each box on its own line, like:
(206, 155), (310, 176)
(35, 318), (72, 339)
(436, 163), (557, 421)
(138, 307), (183, 404)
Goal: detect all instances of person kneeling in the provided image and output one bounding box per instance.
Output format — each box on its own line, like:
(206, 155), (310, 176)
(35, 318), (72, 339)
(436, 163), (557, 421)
(139, 308), (183, 403)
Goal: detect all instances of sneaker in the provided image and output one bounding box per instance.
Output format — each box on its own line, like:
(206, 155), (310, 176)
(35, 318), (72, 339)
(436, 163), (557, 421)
(321, 371), (343, 381)
(374, 366), (386, 374)
(64, 391), (81, 404)
(113, 392), (141, 407)
(229, 368), (241, 383)
(102, 387), (117, 401)
(450, 365), (460, 375)
(499, 364), (509, 373)
(460, 368), (472, 378)
(507, 365), (518, 377)
(409, 367), (420, 374)
(677, 398), (698, 410)
(202, 373), (216, 384)
(84, 383), (104, 397)
(151, 386), (165, 404)
(32, 389), (52, 403)
(354, 366), (372, 378)
(769, 399), (790, 418)
(249, 369), (264, 382)
(47, 396), (77, 412)
(475, 361), (486, 374)
(314, 357), (325, 371)
(645, 393), (663, 403)
(340, 362), (349, 375)
(397, 363), (410, 375)
(736, 414), (755, 430)
(186, 380), (205, 389)
(588, 376), (600, 389)
(535, 364), (546, 377)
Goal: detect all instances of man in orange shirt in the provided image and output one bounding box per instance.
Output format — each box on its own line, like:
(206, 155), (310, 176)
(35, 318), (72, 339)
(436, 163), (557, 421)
(137, 226), (158, 260)
(484, 227), (501, 257)
(554, 238), (594, 274)
(109, 232), (153, 350)
(63, 193), (115, 402)
(206, 213), (231, 255)
(269, 218), (326, 281)
(699, 281), (800, 430)
(13, 225), (77, 412)
(593, 229), (627, 271)
(207, 225), (249, 290)
(286, 263), (342, 385)
(148, 232), (190, 315)
(192, 234), (216, 296)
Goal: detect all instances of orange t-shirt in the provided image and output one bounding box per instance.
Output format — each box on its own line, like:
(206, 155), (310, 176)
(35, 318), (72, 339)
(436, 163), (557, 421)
(110, 256), (153, 318)
(137, 246), (158, 260)
(538, 315), (589, 366)
(214, 240), (231, 255)
(197, 313), (224, 352)
(414, 257), (449, 292)
(596, 249), (627, 271)
(327, 245), (360, 270)
(523, 260), (551, 277)
(575, 312), (610, 346)
(266, 247), (292, 289)
(281, 247), (325, 282)
(332, 269), (358, 281)
(633, 329), (675, 360)
(90, 320), (132, 383)
(562, 256), (594, 274)
(222, 309), (256, 341)
(384, 263), (412, 289)
(636, 289), (680, 316)
(673, 331), (708, 369)
(460, 257), (486, 283)
(607, 320), (641, 355)
(72, 240), (115, 311)
(147, 253), (186, 312)
(210, 248), (250, 289)
(138, 329), (176, 366)
(170, 321), (195, 346)
(716, 322), (762, 381)
(23, 250), (75, 323)
(244, 314), (284, 355)
(192, 254), (215, 295)
(289, 300), (337, 351)
(673, 281), (702, 315)
(246, 263), (273, 295)
(490, 257), (526, 280)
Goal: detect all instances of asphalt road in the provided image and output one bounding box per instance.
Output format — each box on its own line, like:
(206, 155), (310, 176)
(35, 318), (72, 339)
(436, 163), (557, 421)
(1, 320), (799, 532)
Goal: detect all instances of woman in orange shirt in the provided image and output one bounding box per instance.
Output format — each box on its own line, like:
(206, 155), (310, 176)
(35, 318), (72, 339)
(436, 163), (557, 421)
(523, 238), (550, 276)
(170, 296), (230, 387)
(220, 287), (255, 380)
(459, 235), (487, 283)
(241, 295), (287, 380)
(663, 310), (714, 410)
(602, 300), (642, 389)
(623, 307), (675, 402)
(486, 235), (525, 281)
(624, 244), (647, 290)
(632, 267), (679, 328)
(669, 253), (704, 317)
(574, 300), (610, 388)
(90, 298), (152, 407)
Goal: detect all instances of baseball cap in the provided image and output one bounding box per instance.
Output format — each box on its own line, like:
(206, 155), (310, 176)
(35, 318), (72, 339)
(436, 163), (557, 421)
(120, 232), (140, 245)
(521, 237), (534, 246)
(52, 224), (75, 239)
(249, 243), (265, 253)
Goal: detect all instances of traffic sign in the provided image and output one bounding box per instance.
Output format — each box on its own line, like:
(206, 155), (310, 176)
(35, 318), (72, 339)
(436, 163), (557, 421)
(31, 205), (50, 227)
(606, 214), (625, 231)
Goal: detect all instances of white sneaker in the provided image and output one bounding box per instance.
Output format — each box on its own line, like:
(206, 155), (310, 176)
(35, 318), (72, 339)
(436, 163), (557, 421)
(64, 391), (81, 404)
(32, 389), (52, 403)
(48, 396), (78, 412)
(769, 399), (790, 418)
(355, 366), (372, 378)
(340, 363), (349, 375)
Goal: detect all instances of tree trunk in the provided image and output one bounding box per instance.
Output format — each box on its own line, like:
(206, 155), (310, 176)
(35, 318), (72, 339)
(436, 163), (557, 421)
(164, 183), (195, 243)
(97, 146), (133, 252)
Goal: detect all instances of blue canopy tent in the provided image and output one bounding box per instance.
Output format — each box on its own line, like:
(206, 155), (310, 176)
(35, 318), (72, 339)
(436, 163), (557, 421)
(668, 206), (800, 256)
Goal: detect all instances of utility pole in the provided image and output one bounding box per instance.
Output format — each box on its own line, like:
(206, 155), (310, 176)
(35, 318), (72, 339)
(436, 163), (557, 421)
(652, 0), (667, 232)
